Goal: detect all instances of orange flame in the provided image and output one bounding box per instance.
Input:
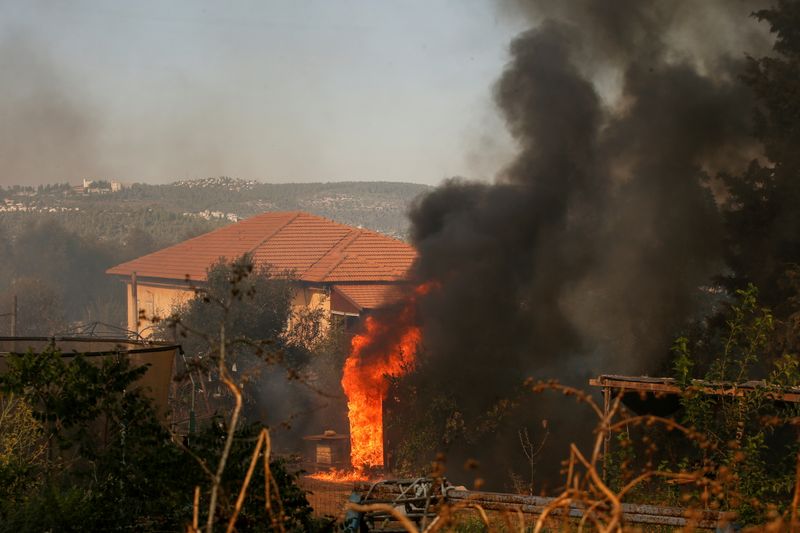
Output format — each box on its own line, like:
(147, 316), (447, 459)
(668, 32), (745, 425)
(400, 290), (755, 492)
(340, 284), (429, 472)
(307, 468), (367, 482)
(342, 318), (419, 469)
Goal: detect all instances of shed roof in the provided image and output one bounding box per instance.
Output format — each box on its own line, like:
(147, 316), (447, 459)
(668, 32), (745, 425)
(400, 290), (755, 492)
(106, 211), (416, 287)
(332, 284), (401, 312)
(590, 374), (800, 403)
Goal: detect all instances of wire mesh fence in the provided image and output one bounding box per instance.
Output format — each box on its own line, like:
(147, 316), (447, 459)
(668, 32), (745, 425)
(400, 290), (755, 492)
(299, 476), (356, 521)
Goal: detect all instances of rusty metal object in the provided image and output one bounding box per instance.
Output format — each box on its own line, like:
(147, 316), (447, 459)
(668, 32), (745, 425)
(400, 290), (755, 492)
(349, 478), (446, 531)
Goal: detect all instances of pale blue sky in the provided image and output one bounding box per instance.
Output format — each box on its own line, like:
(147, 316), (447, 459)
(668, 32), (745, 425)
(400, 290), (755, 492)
(0, 0), (525, 185)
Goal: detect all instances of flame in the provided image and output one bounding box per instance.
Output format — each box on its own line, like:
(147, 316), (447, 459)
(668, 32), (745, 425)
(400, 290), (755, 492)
(341, 284), (429, 472)
(342, 318), (419, 469)
(307, 468), (367, 482)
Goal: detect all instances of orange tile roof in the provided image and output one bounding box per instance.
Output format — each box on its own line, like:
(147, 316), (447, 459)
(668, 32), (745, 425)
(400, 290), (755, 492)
(106, 211), (416, 284)
(332, 284), (402, 311)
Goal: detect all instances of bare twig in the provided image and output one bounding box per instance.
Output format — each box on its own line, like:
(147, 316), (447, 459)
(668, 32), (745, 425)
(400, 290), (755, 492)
(791, 450), (800, 529)
(225, 428), (271, 533)
(206, 324), (244, 533)
(192, 486), (200, 532)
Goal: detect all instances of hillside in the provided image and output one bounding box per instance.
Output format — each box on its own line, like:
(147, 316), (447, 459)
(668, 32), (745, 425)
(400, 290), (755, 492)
(0, 178), (430, 246)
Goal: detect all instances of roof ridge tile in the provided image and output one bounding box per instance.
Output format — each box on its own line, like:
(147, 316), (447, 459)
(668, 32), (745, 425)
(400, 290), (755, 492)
(316, 252), (350, 282)
(248, 211), (301, 256)
(300, 228), (357, 279)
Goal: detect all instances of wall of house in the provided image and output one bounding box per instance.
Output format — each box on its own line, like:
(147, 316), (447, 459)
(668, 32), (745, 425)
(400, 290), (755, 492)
(125, 281), (334, 339)
(126, 282), (194, 337)
(289, 286), (331, 331)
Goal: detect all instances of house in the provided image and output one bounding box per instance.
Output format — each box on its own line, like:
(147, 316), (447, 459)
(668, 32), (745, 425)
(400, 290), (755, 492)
(106, 211), (416, 337)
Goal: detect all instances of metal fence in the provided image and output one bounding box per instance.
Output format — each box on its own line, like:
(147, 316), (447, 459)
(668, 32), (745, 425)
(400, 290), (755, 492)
(299, 477), (356, 521)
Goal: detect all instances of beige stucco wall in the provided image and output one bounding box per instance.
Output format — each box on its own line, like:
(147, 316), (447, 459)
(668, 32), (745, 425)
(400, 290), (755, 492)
(126, 282), (331, 339)
(126, 282), (194, 337)
(289, 285), (331, 332)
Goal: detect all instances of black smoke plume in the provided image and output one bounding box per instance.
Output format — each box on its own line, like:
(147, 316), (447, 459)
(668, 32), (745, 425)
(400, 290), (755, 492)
(370, 1), (772, 488)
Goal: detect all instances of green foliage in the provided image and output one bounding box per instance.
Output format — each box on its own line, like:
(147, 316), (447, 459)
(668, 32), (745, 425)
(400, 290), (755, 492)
(721, 0), (800, 308)
(671, 285), (800, 522)
(1, 484), (98, 533)
(0, 395), (46, 505)
(157, 256), (317, 423)
(606, 432), (636, 495)
(706, 285), (773, 382)
(0, 346), (190, 530)
(1, 347), (153, 459)
(0, 347), (326, 532)
(162, 255), (295, 350)
(671, 336), (694, 387)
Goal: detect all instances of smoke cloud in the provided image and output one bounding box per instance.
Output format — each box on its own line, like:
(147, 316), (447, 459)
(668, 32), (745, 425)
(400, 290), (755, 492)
(0, 31), (104, 185)
(377, 1), (773, 487)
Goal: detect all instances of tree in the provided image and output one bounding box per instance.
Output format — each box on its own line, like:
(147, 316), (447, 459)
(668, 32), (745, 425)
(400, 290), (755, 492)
(722, 1), (800, 309)
(164, 255), (296, 355)
(157, 256), (334, 443)
(121, 226), (158, 258)
(0, 277), (66, 336)
(4, 220), (124, 326)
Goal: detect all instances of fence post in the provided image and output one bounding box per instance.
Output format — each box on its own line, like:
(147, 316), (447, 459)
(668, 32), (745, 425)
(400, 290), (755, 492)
(10, 294), (16, 336)
(132, 272), (139, 336)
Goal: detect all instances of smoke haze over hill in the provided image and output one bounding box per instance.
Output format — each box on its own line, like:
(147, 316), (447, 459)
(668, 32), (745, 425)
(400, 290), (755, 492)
(0, 32), (105, 187)
(0, 1), (519, 186)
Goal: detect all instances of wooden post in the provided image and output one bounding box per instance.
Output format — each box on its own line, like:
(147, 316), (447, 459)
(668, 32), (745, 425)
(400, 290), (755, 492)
(602, 384), (611, 482)
(10, 294), (16, 336)
(131, 272), (139, 336)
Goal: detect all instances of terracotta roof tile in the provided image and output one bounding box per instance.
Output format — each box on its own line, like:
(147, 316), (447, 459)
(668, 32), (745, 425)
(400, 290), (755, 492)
(332, 284), (402, 310)
(106, 211), (416, 284)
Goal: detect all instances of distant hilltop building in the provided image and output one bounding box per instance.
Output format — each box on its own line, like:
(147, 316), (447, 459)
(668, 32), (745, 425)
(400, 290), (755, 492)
(74, 178), (124, 195)
(183, 209), (240, 222)
(106, 211), (416, 337)
(172, 176), (258, 191)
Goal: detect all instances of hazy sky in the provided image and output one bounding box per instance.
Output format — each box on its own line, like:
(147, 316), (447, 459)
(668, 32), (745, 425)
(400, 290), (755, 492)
(0, 0), (525, 186)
